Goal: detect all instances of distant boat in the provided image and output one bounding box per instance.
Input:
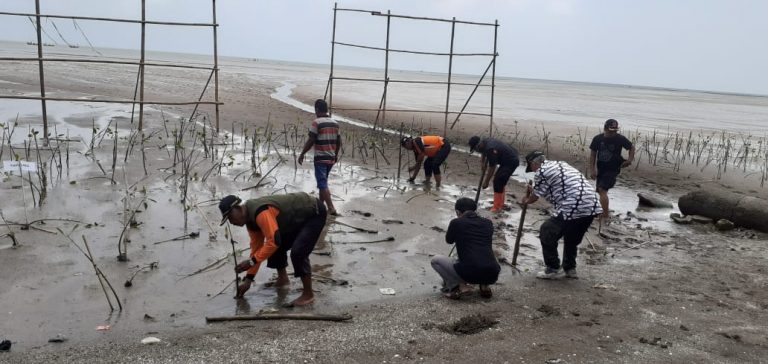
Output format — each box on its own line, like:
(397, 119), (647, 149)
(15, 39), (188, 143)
(68, 44), (80, 48)
(26, 41), (56, 47)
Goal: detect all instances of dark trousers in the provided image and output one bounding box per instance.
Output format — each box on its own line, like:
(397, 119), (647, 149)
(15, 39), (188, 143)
(266, 200), (327, 277)
(424, 142), (452, 177)
(493, 161), (519, 193)
(539, 214), (594, 271)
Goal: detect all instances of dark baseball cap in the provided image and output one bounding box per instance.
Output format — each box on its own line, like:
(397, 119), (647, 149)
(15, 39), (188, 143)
(524, 151), (546, 173)
(218, 195), (242, 225)
(468, 136), (481, 153)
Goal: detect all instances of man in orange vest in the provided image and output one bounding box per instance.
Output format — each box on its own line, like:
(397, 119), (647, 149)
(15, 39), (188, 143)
(401, 135), (452, 187)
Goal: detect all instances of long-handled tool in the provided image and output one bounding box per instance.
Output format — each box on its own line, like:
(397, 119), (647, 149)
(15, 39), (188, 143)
(474, 165), (487, 204)
(511, 180), (533, 268)
(226, 223), (240, 297)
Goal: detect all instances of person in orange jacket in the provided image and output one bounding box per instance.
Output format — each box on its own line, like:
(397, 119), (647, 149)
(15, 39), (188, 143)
(468, 136), (520, 213)
(401, 135), (452, 187)
(218, 192), (326, 307)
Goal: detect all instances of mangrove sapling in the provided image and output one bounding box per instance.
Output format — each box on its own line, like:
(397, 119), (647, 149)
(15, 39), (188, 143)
(57, 228), (122, 311)
(124, 261), (159, 287)
(152, 232), (200, 245)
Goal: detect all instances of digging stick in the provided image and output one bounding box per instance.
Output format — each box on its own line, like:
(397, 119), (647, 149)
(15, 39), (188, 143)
(396, 123), (403, 182)
(206, 313), (353, 323)
(474, 164), (487, 204)
(511, 180), (533, 267)
(226, 223), (240, 296)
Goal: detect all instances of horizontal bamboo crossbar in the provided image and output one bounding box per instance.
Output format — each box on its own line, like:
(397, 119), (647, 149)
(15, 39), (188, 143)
(333, 107), (490, 117)
(0, 95), (222, 106)
(0, 57), (215, 71)
(335, 7), (497, 27)
(0, 11), (218, 27)
(334, 41), (495, 57)
(331, 76), (491, 87)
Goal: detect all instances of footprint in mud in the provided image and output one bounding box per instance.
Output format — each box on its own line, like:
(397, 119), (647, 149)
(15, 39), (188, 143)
(431, 313), (499, 335)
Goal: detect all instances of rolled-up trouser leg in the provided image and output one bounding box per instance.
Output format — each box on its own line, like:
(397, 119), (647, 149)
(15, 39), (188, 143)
(493, 161), (518, 193)
(539, 216), (566, 270)
(267, 237), (291, 271)
(430, 255), (462, 290)
(289, 200), (327, 277)
(562, 215), (594, 271)
(424, 157), (435, 178)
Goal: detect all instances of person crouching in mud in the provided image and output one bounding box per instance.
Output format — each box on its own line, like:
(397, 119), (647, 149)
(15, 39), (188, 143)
(431, 198), (500, 299)
(219, 192), (326, 306)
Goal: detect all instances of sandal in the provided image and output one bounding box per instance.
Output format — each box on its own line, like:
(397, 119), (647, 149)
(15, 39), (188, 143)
(444, 286), (474, 300)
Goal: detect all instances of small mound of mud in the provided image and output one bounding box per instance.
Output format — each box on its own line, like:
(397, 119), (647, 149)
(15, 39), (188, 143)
(439, 314), (498, 335)
(537, 304), (561, 317)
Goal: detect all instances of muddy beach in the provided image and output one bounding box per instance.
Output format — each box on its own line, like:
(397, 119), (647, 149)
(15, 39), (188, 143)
(1, 43), (768, 363)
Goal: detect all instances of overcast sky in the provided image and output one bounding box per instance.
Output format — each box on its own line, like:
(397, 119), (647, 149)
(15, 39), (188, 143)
(2, 0), (767, 95)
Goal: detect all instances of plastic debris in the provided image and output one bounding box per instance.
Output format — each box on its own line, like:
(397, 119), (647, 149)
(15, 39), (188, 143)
(96, 325), (111, 331)
(379, 288), (396, 295)
(141, 336), (161, 345)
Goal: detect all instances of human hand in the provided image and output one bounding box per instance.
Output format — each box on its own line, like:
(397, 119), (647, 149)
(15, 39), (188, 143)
(235, 278), (252, 298)
(589, 170), (597, 180)
(297, 153), (305, 165)
(235, 259), (253, 274)
(407, 177), (415, 183)
(621, 160), (632, 168)
(482, 181), (489, 189)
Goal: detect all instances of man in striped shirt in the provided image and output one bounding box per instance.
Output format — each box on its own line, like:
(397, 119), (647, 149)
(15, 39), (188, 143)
(298, 99), (341, 216)
(520, 151), (602, 280)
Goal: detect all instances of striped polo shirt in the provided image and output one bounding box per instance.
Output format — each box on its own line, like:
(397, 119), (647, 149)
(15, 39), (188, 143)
(533, 160), (603, 220)
(309, 116), (340, 165)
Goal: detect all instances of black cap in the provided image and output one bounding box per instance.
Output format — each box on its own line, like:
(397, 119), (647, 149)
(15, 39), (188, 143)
(468, 136), (481, 153)
(400, 136), (412, 148)
(604, 119), (619, 131)
(524, 151), (546, 173)
(218, 195), (242, 226)
(454, 197), (477, 213)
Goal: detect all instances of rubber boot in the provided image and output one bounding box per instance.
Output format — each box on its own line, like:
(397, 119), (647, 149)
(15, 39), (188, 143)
(490, 192), (505, 213)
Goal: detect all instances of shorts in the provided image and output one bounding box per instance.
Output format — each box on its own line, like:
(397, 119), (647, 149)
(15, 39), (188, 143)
(314, 162), (334, 190)
(424, 142), (452, 177)
(493, 161), (519, 193)
(596, 170), (620, 191)
(266, 199), (327, 277)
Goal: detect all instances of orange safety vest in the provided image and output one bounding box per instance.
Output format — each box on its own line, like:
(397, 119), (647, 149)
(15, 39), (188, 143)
(417, 136), (445, 158)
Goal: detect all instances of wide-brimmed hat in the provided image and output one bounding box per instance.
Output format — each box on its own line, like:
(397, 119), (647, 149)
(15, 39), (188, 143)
(524, 151), (546, 173)
(218, 195), (242, 225)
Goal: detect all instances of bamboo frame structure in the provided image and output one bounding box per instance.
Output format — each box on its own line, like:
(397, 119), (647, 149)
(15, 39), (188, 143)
(0, 0), (223, 141)
(327, 4), (499, 137)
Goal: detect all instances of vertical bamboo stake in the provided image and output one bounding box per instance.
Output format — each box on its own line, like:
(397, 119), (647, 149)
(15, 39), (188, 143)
(138, 0), (146, 131)
(444, 17), (455, 138)
(328, 3), (338, 114)
(489, 19), (498, 138)
(212, 0), (221, 132)
(381, 10), (391, 130)
(34, 0), (49, 144)
(397, 122), (404, 182)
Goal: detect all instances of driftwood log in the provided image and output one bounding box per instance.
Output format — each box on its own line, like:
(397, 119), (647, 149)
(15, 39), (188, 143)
(678, 188), (768, 232)
(206, 313), (353, 323)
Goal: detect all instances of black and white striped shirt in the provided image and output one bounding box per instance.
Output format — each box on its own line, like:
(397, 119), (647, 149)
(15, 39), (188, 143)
(533, 160), (603, 220)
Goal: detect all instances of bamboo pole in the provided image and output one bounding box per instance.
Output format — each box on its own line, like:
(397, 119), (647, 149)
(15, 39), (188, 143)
(138, 0), (146, 131)
(330, 76), (488, 87)
(333, 41), (494, 57)
(206, 313), (353, 323)
(450, 59), (494, 130)
(212, 0), (221, 132)
(328, 2), (338, 115)
(334, 7), (496, 26)
(397, 122), (404, 182)
(0, 95), (222, 106)
(489, 19), (498, 137)
(0, 57), (214, 71)
(0, 11), (217, 27)
(34, 0), (49, 143)
(444, 18), (455, 137)
(381, 11), (391, 129)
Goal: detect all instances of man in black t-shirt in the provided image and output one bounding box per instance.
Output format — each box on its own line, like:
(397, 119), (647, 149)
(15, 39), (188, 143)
(468, 136), (520, 213)
(588, 119), (635, 220)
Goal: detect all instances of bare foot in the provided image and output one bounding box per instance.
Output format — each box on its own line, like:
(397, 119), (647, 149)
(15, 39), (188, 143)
(288, 294), (315, 307)
(274, 276), (290, 289)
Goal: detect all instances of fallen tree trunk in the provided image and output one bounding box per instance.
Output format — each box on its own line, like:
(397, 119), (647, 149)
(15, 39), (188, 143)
(678, 188), (768, 232)
(206, 313), (353, 323)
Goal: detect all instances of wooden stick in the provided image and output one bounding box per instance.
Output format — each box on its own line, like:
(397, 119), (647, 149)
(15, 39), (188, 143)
(511, 181), (532, 266)
(332, 220), (378, 234)
(206, 313), (353, 323)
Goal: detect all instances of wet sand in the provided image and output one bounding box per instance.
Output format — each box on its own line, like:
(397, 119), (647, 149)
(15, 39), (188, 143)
(1, 42), (768, 363)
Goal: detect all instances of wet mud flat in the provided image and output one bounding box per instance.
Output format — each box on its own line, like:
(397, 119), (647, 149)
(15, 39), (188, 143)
(2, 56), (768, 362)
